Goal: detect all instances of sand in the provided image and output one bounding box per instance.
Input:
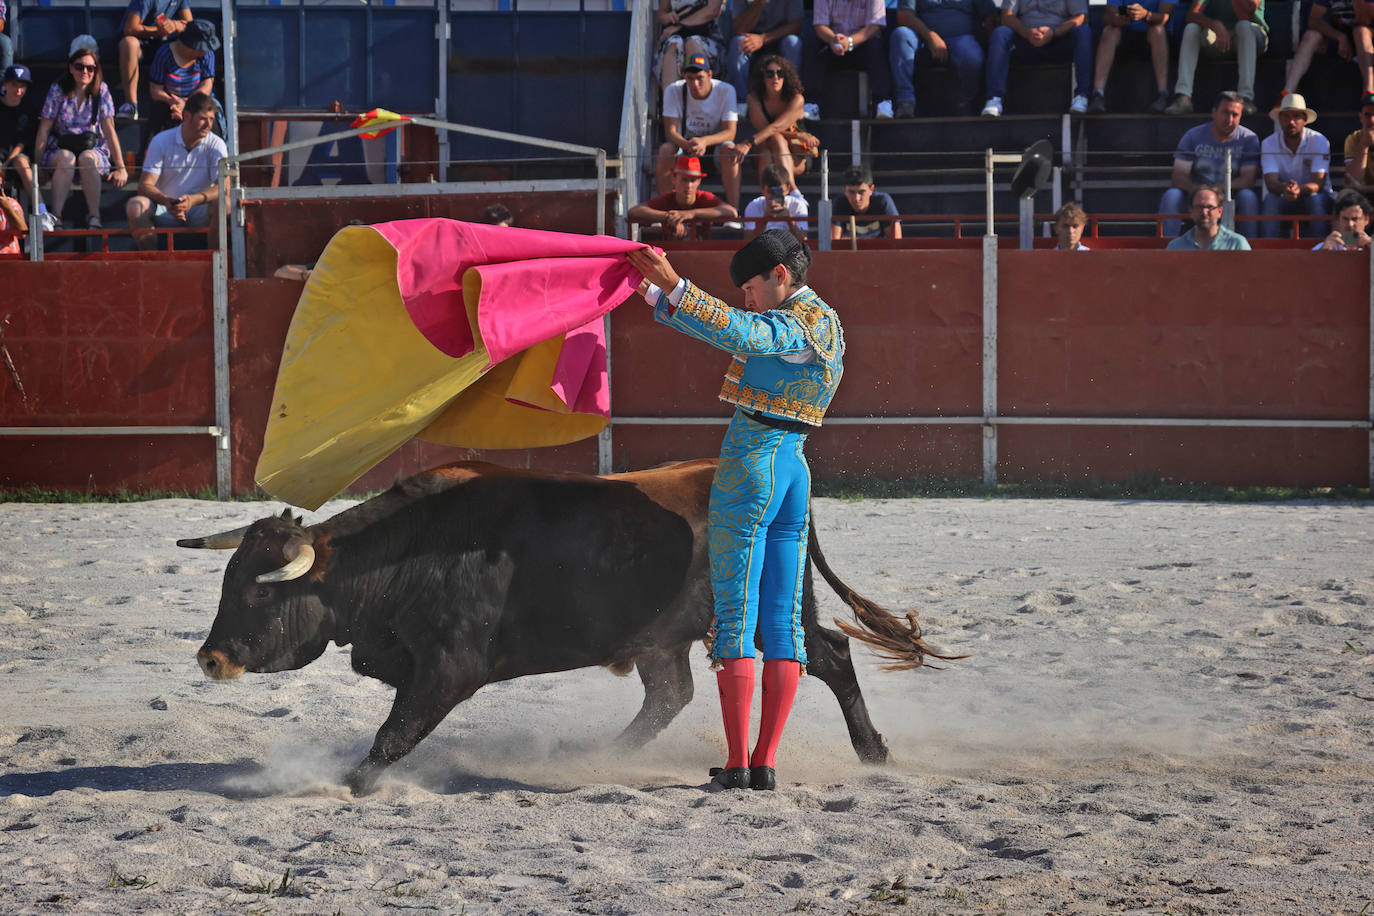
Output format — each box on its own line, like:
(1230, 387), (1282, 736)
(1, 494), (1371, 914)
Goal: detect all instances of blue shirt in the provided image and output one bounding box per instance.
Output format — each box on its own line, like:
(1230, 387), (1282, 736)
(729, 0), (804, 33)
(122, 0), (189, 32)
(1165, 224), (1252, 249)
(1174, 122), (1261, 185)
(897, 0), (997, 37)
(149, 42), (213, 97)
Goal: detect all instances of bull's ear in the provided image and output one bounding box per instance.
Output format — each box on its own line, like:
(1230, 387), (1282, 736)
(279, 507), (293, 521)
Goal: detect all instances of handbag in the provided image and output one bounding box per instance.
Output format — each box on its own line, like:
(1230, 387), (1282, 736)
(782, 126), (819, 158)
(55, 131), (99, 154)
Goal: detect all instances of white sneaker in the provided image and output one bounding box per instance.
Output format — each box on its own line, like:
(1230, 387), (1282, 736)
(41, 211), (60, 233)
(721, 220), (744, 231)
(875, 99), (894, 119)
(803, 102), (820, 120)
(981, 97), (1003, 118)
(1069, 93), (1089, 114)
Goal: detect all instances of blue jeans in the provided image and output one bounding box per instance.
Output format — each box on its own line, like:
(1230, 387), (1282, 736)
(985, 24), (1092, 101)
(0, 33), (13, 73)
(1159, 186), (1260, 238)
(727, 33), (804, 100)
(889, 25), (985, 110)
(1260, 191), (1331, 239)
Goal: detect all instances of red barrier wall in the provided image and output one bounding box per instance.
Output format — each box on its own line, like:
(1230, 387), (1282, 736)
(1, 248), (1368, 496)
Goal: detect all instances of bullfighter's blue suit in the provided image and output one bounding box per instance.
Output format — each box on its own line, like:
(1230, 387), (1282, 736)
(651, 280), (845, 667)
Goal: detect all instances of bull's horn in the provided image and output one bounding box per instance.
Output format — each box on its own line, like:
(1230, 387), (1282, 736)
(256, 543), (316, 584)
(177, 523), (253, 550)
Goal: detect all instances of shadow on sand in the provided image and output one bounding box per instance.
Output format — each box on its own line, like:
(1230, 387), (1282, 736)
(0, 760), (272, 799)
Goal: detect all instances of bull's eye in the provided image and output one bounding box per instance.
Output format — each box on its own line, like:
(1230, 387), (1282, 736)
(256, 585), (272, 602)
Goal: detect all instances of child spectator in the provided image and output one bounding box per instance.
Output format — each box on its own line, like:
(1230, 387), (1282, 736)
(831, 162), (901, 239)
(1087, 0), (1175, 113)
(656, 0), (727, 92)
(1343, 92), (1374, 197)
(1052, 201), (1089, 248)
(889, 0), (999, 118)
(32, 45), (128, 229)
(726, 0), (803, 102)
(117, 0), (193, 121)
(146, 20), (219, 140)
(736, 56), (817, 188)
(628, 154), (737, 239)
(744, 162), (808, 239)
(1281, 0), (1373, 101)
(1, 64), (39, 208)
(1164, 0), (1267, 116)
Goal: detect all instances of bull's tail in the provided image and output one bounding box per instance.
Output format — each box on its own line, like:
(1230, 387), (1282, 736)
(808, 526), (968, 671)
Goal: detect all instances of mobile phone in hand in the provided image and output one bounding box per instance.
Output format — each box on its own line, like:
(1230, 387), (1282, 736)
(1341, 230), (1359, 247)
(767, 187), (785, 205)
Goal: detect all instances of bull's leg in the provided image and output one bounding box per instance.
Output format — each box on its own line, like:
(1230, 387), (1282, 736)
(615, 646), (695, 749)
(346, 664), (485, 796)
(800, 565), (891, 765)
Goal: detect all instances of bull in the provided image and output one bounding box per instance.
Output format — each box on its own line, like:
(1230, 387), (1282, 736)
(178, 459), (956, 796)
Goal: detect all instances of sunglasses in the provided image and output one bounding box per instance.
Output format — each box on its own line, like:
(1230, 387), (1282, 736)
(763, 69), (784, 77)
(71, 63), (97, 73)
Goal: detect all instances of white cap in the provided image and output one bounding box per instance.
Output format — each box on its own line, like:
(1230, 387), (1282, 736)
(69, 34), (99, 58)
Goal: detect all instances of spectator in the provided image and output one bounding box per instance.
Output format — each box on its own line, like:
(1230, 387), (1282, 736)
(628, 154), (737, 239)
(981, 0), (1094, 117)
(1158, 91), (1260, 237)
(656, 0), (727, 92)
(1259, 93), (1331, 238)
(480, 203), (513, 226)
(124, 92), (225, 250)
(1281, 0), (1373, 100)
(736, 55), (817, 186)
(1, 64), (39, 209)
(890, 0), (999, 117)
(831, 162), (901, 239)
(118, 0), (192, 122)
(1165, 184), (1252, 248)
(813, 0), (895, 118)
(1342, 91), (1374, 196)
(1315, 189), (1372, 249)
(0, 0), (12, 74)
(0, 184), (24, 254)
(656, 53), (743, 216)
(145, 20), (219, 139)
(1086, 0), (1175, 113)
(1164, 0), (1267, 116)
(726, 0), (803, 103)
(1052, 200), (1089, 248)
(744, 162), (808, 239)
(32, 45), (128, 229)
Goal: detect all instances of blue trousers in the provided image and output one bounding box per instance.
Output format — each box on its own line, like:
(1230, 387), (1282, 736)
(726, 34), (804, 101)
(1159, 186), (1260, 238)
(1260, 191), (1331, 239)
(889, 25), (985, 110)
(708, 411), (810, 664)
(985, 24), (1092, 100)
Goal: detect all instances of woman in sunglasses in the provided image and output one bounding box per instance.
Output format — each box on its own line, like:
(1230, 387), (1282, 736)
(32, 43), (128, 229)
(734, 55), (817, 192)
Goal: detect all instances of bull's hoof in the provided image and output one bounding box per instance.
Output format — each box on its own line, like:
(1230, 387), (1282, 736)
(706, 766), (750, 791)
(344, 764), (381, 797)
(749, 765), (776, 790)
(858, 737), (891, 766)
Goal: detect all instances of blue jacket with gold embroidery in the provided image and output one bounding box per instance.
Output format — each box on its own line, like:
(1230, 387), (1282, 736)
(654, 281), (844, 427)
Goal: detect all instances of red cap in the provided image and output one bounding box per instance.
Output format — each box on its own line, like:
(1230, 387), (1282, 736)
(673, 155), (706, 178)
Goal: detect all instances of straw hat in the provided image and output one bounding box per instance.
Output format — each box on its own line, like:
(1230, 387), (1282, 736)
(1271, 92), (1317, 125)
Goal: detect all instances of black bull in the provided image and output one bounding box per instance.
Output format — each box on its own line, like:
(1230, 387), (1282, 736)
(179, 459), (958, 795)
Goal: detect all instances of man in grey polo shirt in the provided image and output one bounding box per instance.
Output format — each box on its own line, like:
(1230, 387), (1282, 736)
(1166, 184), (1252, 249)
(125, 92), (225, 249)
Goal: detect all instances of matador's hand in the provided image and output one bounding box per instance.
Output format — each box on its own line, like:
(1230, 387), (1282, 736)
(626, 246), (681, 295)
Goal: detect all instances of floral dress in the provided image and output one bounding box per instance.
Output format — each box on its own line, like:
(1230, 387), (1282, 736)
(39, 81), (115, 175)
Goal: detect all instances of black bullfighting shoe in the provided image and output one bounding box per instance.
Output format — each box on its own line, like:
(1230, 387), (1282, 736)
(707, 766), (751, 790)
(749, 765), (776, 791)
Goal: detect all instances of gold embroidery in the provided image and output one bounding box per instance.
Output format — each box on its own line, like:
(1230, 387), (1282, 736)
(718, 378), (826, 425)
(677, 284), (732, 330)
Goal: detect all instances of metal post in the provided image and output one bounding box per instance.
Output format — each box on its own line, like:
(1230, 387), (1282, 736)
(1019, 197), (1033, 250)
(818, 150), (832, 251)
(212, 249), (232, 498)
(596, 149), (606, 237)
(436, 0), (450, 181)
(221, 0), (240, 158)
(985, 148), (995, 236)
(1368, 242), (1373, 487)
(1222, 147), (1235, 231)
(850, 120), (861, 165)
(982, 233), (999, 486)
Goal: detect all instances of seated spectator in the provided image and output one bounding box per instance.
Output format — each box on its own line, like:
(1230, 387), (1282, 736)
(744, 163), (808, 239)
(0, 184), (24, 253)
(1164, 0), (1267, 116)
(656, 0), (726, 92)
(726, 0), (803, 103)
(736, 56), (817, 187)
(1260, 93), (1331, 238)
(124, 92), (225, 249)
(32, 44), (128, 229)
(982, 0), (1093, 117)
(890, 0), (999, 117)
(1343, 92), (1374, 196)
(1, 64), (39, 209)
(145, 20), (219, 140)
(1087, 0), (1175, 113)
(1281, 0), (1373, 100)
(656, 53), (743, 215)
(830, 162), (901, 239)
(1166, 184), (1252, 248)
(0, 0), (12, 73)
(480, 203), (513, 226)
(118, 0), (192, 122)
(1315, 190), (1372, 249)
(1052, 200), (1089, 248)
(813, 0), (894, 118)
(628, 154), (737, 239)
(1158, 91), (1260, 238)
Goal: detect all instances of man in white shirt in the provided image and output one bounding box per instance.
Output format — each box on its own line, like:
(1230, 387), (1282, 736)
(125, 92), (226, 249)
(655, 53), (743, 216)
(744, 163), (808, 239)
(1260, 92), (1332, 239)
